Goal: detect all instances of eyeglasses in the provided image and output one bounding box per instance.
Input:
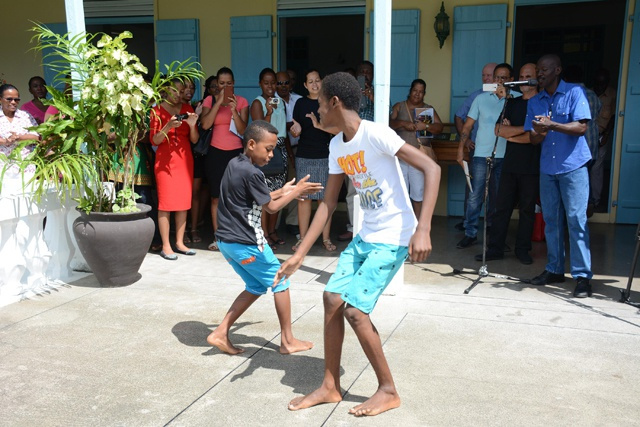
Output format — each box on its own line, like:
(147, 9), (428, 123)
(276, 81), (290, 86)
(2, 97), (20, 103)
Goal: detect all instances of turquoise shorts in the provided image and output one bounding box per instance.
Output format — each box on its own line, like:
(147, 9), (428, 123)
(217, 241), (290, 295)
(325, 234), (408, 314)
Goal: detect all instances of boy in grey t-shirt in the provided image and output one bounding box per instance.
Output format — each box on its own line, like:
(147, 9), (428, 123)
(206, 120), (322, 355)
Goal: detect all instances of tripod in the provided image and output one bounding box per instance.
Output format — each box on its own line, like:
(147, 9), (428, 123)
(455, 87), (530, 294)
(619, 221), (640, 307)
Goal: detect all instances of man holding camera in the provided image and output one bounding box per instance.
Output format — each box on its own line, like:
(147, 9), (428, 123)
(475, 63), (539, 264)
(525, 54), (593, 298)
(456, 63), (515, 249)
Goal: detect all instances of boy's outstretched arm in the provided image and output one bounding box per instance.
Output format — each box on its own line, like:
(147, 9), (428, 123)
(263, 175), (323, 214)
(274, 173), (344, 284)
(395, 144), (441, 263)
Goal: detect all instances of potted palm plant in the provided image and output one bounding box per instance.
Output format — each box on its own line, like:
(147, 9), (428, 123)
(1, 23), (203, 286)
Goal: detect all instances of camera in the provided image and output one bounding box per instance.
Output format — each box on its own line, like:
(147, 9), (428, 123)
(175, 113), (189, 121)
(269, 97), (280, 106)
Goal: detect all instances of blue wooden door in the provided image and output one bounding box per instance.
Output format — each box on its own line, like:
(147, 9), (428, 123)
(156, 19), (201, 100)
(42, 23), (68, 92)
(616, 0), (640, 224)
(447, 4), (507, 217)
(230, 16), (273, 102)
(369, 10), (420, 105)
(450, 4), (507, 121)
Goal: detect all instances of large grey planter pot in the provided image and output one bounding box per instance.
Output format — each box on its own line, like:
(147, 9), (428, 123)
(72, 204), (154, 287)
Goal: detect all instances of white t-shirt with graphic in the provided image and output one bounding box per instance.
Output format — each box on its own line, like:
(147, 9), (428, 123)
(328, 120), (417, 246)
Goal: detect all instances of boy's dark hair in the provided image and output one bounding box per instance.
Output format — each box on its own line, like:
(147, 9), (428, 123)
(494, 63), (514, 78)
(259, 67), (276, 82)
(243, 120), (278, 149)
(320, 72), (360, 112)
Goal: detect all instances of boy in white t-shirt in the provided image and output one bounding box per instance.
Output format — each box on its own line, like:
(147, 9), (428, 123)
(275, 72), (440, 417)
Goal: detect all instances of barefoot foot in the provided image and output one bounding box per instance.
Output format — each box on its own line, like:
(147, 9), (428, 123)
(288, 386), (342, 411)
(349, 388), (400, 417)
(206, 331), (245, 355)
(280, 338), (314, 355)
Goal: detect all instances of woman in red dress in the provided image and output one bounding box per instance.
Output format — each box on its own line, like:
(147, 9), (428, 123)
(150, 79), (199, 260)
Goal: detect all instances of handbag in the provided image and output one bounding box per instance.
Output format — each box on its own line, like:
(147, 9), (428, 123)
(193, 123), (212, 157)
(259, 146), (285, 176)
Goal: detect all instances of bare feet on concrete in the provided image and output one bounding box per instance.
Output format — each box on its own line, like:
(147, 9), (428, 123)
(348, 388), (401, 417)
(206, 330), (245, 355)
(279, 338), (313, 355)
(288, 385), (343, 411)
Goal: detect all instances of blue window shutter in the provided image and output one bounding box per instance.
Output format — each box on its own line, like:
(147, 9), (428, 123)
(231, 16), (272, 102)
(447, 4), (506, 218)
(156, 19), (201, 100)
(369, 10), (420, 105)
(616, 0), (640, 224)
(450, 4), (507, 121)
(42, 23), (68, 92)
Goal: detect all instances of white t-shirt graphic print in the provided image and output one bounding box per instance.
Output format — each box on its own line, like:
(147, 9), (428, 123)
(328, 120), (417, 246)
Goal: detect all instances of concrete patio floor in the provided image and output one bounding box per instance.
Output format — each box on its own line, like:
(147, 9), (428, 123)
(1, 214), (639, 426)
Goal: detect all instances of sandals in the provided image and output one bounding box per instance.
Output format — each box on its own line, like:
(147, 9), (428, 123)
(190, 230), (202, 243)
(268, 231), (285, 245)
(208, 241), (219, 251)
(292, 239), (303, 252)
(322, 239), (337, 252)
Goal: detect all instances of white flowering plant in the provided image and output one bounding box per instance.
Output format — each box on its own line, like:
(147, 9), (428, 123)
(5, 23), (203, 213)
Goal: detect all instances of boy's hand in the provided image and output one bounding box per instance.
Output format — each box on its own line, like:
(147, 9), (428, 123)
(408, 228), (432, 263)
(295, 174), (323, 198)
(274, 254), (304, 287)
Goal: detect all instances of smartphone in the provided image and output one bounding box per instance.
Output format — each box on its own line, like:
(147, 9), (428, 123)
(357, 75), (366, 91)
(483, 83), (498, 92)
(223, 85), (234, 102)
(174, 113), (189, 121)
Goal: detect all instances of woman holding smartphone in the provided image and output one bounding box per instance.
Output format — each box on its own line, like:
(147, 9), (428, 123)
(150, 79), (199, 260)
(199, 67), (249, 251)
(250, 67), (293, 250)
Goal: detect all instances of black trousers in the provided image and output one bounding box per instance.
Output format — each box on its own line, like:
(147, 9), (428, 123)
(487, 171), (539, 254)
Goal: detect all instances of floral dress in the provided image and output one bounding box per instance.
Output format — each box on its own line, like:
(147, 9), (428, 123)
(0, 109), (39, 177)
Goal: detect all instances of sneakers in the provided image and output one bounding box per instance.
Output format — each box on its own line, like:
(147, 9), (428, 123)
(454, 222), (465, 232)
(457, 236), (477, 249)
(515, 249), (533, 265)
(530, 270), (565, 286)
(573, 278), (592, 298)
(474, 250), (503, 262)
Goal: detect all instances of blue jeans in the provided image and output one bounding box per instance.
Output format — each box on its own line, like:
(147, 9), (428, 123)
(464, 157), (503, 238)
(540, 166), (592, 279)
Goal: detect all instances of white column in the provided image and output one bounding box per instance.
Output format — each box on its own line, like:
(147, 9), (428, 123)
(65, 0), (86, 101)
(371, 0), (404, 294)
(373, 0), (392, 125)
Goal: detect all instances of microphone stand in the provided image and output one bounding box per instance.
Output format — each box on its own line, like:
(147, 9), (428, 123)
(619, 220), (640, 307)
(454, 86), (530, 294)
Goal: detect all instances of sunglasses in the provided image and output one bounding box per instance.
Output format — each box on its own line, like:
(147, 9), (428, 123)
(276, 81), (290, 86)
(3, 97), (20, 102)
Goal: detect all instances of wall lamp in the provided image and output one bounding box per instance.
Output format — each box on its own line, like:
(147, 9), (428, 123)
(434, 1), (450, 49)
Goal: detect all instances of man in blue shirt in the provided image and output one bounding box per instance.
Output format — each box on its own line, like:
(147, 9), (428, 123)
(453, 62), (496, 231)
(524, 54), (593, 298)
(456, 63), (515, 249)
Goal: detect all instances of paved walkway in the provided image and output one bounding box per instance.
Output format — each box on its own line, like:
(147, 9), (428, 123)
(1, 216), (639, 426)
